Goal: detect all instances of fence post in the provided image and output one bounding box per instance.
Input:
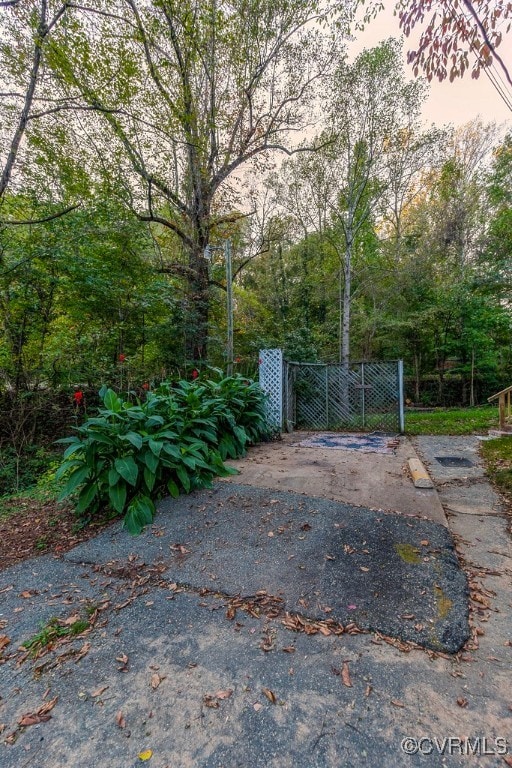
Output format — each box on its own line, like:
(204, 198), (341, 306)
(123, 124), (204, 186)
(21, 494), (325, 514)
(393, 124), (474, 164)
(361, 361), (366, 428)
(398, 360), (405, 433)
(258, 349), (283, 430)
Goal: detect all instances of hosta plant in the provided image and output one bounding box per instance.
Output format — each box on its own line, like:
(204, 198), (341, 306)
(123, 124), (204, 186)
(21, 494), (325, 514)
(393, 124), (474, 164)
(56, 376), (269, 534)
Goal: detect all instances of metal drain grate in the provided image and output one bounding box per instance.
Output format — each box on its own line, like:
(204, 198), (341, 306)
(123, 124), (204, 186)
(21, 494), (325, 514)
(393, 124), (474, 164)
(434, 456), (474, 468)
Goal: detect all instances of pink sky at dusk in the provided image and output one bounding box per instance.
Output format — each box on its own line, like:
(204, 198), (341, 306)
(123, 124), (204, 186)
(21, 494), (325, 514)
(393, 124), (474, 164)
(348, 3), (512, 129)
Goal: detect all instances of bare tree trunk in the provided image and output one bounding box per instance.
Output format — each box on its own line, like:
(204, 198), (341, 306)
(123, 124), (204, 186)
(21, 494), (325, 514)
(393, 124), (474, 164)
(0, 1), (68, 201)
(470, 345), (475, 407)
(186, 246), (210, 362)
(341, 236), (352, 368)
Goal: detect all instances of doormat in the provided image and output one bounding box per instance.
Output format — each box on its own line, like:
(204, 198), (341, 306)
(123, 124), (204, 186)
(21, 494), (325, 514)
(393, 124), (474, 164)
(293, 432), (399, 454)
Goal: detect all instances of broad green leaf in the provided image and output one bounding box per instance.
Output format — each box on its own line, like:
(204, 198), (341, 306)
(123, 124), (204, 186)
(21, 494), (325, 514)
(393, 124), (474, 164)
(55, 436), (81, 445)
(121, 432), (143, 450)
(162, 443), (180, 459)
(123, 495), (155, 535)
(149, 439), (163, 457)
(103, 388), (122, 413)
(145, 415), (165, 428)
(58, 464), (91, 499)
(167, 479), (180, 498)
(181, 455), (196, 470)
(143, 450), (159, 473)
(109, 481), (127, 514)
(108, 467), (120, 486)
(88, 433), (114, 445)
(76, 482), (99, 515)
(63, 442), (85, 460)
(143, 466), (156, 491)
(176, 464), (191, 493)
(115, 456), (139, 486)
(55, 459), (83, 480)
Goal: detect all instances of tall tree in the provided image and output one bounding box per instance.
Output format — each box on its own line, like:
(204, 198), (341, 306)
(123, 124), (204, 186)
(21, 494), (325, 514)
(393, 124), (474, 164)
(17, 0), (348, 360)
(281, 39), (427, 366)
(0, 0), (69, 204)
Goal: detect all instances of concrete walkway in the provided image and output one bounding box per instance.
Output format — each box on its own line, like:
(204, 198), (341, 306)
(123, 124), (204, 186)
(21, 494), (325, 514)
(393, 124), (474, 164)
(0, 435), (510, 767)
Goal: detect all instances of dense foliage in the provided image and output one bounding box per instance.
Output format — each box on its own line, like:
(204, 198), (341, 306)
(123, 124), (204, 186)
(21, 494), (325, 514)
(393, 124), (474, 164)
(56, 374), (269, 533)
(1, 2), (511, 507)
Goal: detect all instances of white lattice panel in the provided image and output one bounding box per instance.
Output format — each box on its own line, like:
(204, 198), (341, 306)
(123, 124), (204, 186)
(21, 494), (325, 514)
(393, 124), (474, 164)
(259, 349), (283, 429)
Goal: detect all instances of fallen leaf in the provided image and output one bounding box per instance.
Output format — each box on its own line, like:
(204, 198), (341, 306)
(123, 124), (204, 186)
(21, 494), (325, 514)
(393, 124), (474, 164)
(18, 696), (58, 727)
(360, 566), (370, 573)
(203, 695), (219, 709)
(300, 523), (312, 531)
(282, 646), (296, 653)
(267, 531), (274, 537)
(62, 614), (81, 626)
(420, 540), (429, 546)
(91, 686), (109, 698)
(74, 642), (91, 662)
(19, 713), (49, 726)
(457, 697), (468, 708)
(503, 756), (512, 767)
(226, 605), (236, 620)
(391, 699), (405, 708)
(262, 687), (276, 704)
(116, 710), (126, 728)
(38, 697), (58, 716)
(253, 702), (263, 712)
(0, 635), (10, 652)
(116, 653), (129, 671)
(341, 661), (352, 687)
(138, 749), (153, 761)
(170, 544), (190, 554)
(365, 684), (372, 697)
(151, 673), (164, 690)
(215, 689), (233, 700)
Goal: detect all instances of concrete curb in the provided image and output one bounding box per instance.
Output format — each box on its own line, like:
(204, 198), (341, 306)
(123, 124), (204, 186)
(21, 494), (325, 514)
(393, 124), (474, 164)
(408, 457), (434, 489)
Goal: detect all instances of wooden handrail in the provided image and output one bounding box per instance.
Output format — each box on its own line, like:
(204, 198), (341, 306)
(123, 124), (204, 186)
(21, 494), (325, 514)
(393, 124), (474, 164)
(488, 385), (512, 430)
(488, 384), (512, 402)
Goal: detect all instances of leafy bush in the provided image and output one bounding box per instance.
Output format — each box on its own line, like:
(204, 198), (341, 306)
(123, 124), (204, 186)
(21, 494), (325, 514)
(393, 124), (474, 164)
(56, 374), (269, 534)
(0, 445), (57, 496)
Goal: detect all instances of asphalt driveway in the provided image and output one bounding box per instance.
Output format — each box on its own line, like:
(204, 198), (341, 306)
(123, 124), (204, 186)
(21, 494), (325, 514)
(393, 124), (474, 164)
(0, 435), (510, 767)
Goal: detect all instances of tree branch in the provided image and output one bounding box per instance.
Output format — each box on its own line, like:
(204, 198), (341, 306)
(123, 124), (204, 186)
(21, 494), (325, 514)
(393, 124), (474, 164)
(1, 203), (80, 225)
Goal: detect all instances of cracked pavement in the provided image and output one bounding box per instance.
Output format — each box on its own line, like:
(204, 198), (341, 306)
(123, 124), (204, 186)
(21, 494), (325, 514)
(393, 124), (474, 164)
(0, 435), (511, 767)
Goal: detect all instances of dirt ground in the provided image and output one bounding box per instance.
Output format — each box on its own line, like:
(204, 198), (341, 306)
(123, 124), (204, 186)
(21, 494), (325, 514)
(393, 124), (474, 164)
(223, 432), (447, 526)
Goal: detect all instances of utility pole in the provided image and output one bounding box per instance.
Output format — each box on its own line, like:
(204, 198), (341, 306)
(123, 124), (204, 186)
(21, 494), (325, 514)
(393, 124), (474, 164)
(225, 239), (233, 376)
(204, 239), (234, 375)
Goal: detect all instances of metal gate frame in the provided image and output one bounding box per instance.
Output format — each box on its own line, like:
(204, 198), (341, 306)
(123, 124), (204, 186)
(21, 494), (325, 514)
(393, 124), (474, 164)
(259, 350), (404, 433)
(284, 359), (404, 433)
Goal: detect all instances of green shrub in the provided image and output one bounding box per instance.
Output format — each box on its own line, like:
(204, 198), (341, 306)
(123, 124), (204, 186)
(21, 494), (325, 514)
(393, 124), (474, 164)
(56, 374), (269, 534)
(0, 445), (57, 496)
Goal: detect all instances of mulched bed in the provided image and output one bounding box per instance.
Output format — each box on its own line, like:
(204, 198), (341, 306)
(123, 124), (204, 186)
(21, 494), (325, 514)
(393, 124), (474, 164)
(0, 498), (115, 572)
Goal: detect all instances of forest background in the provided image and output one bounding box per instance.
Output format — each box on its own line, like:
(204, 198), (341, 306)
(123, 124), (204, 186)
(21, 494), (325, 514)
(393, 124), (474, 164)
(0, 0), (511, 494)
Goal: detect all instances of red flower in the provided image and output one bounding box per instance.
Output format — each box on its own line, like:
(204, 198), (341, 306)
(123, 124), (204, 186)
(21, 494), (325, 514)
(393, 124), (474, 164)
(118, 353), (126, 362)
(142, 382), (149, 390)
(192, 369), (199, 379)
(234, 356), (241, 364)
(73, 390), (84, 405)
(258, 358), (263, 365)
